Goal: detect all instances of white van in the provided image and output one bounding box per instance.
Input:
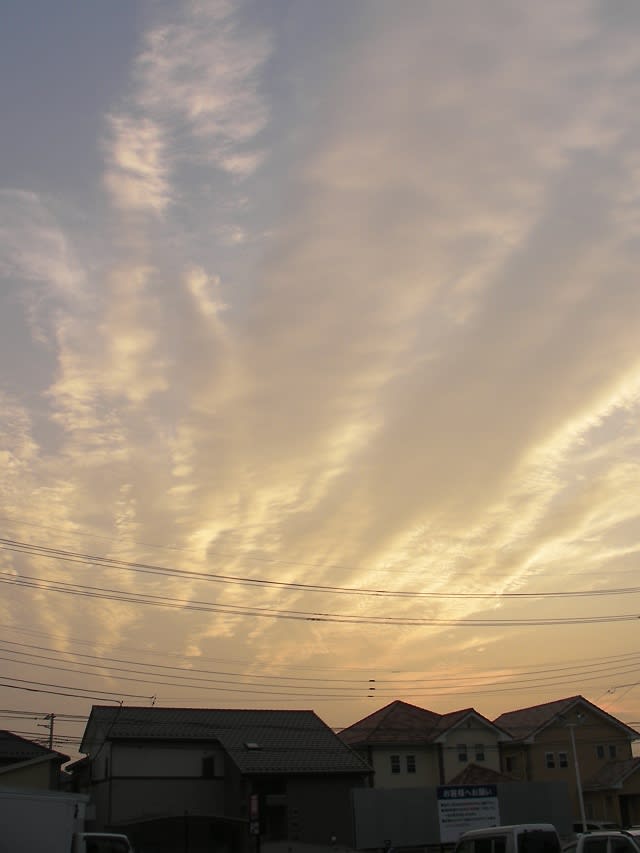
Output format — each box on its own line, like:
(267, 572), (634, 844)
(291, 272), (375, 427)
(454, 824), (562, 853)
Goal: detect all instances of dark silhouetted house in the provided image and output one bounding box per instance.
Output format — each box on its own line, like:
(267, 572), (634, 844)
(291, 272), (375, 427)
(339, 699), (511, 786)
(0, 729), (69, 790)
(494, 695), (640, 827)
(76, 706), (372, 853)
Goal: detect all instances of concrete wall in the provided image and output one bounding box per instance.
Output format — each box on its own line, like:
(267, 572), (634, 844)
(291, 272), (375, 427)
(352, 781), (573, 849)
(91, 742), (227, 827)
(284, 775), (366, 848)
(352, 786), (440, 849)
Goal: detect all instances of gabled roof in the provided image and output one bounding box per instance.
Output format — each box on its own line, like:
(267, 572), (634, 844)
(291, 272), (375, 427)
(339, 701), (511, 747)
(81, 706), (371, 777)
(493, 696), (640, 743)
(432, 708), (511, 742)
(583, 757), (640, 791)
(338, 700), (442, 746)
(0, 730), (69, 766)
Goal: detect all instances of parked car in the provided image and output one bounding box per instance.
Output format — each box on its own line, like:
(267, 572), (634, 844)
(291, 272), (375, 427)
(563, 831), (640, 853)
(573, 824), (621, 834)
(455, 823), (562, 853)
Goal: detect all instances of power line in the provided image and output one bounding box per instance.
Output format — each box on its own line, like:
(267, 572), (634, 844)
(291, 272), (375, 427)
(1, 621), (638, 680)
(3, 569), (640, 626)
(2, 536), (640, 601)
(1, 643), (639, 698)
(3, 515), (639, 582)
(3, 636), (639, 689)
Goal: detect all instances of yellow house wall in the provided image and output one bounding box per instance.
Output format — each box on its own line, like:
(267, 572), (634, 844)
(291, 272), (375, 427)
(509, 707), (635, 823)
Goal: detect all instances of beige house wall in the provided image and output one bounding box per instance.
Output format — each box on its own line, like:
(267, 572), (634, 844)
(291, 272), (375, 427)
(439, 721), (502, 783)
(366, 745), (441, 788)
(0, 760), (57, 789)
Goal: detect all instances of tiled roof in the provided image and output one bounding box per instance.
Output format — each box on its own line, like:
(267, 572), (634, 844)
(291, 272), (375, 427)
(338, 700), (443, 746)
(493, 696), (582, 739)
(82, 707), (371, 777)
(493, 696), (640, 742)
(583, 757), (640, 791)
(447, 762), (517, 785)
(339, 702), (509, 746)
(0, 730), (68, 764)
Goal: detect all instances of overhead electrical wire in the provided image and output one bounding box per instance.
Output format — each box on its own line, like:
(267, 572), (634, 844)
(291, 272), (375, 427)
(2, 622), (639, 680)
(2, 567), (639, 626)
(2, 536), (640, 601)
(1, 622), (638, 691)
(1, 641), (640, 697)
(3, 515), (639, 581)
(2, 642), (639, 702)
(2, 637), (639, 688)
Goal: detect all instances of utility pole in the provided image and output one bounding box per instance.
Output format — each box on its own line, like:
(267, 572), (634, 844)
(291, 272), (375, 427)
(565, 714), (587, 833)
(45, 713), (55, 749)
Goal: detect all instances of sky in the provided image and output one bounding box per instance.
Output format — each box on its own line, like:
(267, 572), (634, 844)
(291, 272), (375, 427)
(1, 0), (640, 758)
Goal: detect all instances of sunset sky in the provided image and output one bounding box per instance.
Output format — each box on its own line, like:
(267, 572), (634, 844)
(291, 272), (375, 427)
(1, 0), (640, 757)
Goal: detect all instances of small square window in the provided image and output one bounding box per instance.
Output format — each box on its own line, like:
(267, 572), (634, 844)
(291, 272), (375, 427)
(202, 756), (215, 778)
(406, 755), (416, 773)
(609, 744), (617, 758)
(475, 744), (485, 762)
(545, 752), (555, 769)
(558, 752), (568, 768)
(390, 755), (400, 774)
(505, 756), (517, 773)
(457, 743), (468, 762)
(596, 745), (605, 759)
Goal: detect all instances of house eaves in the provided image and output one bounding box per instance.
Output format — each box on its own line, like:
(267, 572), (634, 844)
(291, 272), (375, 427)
(0, 753), (67, 775)
(583, 757), (640, 791)
(0, 729), (69, 765)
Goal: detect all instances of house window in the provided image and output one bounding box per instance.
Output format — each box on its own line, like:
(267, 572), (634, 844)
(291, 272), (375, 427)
(202, 756), (215, 778)
(596, 745), (605, 759)
(505, 755), (517, 773)
(558, 752), (568, 768)
(457, 743), (468, 762)
(475, 744), (485, 762)
(406, 755), (416, 774)
(545, 752), (555, 769)
(609, 744), (617, 759)
(390, 755), (401, 774)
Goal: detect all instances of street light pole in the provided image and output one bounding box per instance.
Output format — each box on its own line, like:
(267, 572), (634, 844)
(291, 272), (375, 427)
(567, 719), (587, 833)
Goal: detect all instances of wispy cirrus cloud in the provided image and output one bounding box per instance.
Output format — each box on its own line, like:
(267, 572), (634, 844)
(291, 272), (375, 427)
(103, 0), (271, 214)
(3, 1), (640, 726)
